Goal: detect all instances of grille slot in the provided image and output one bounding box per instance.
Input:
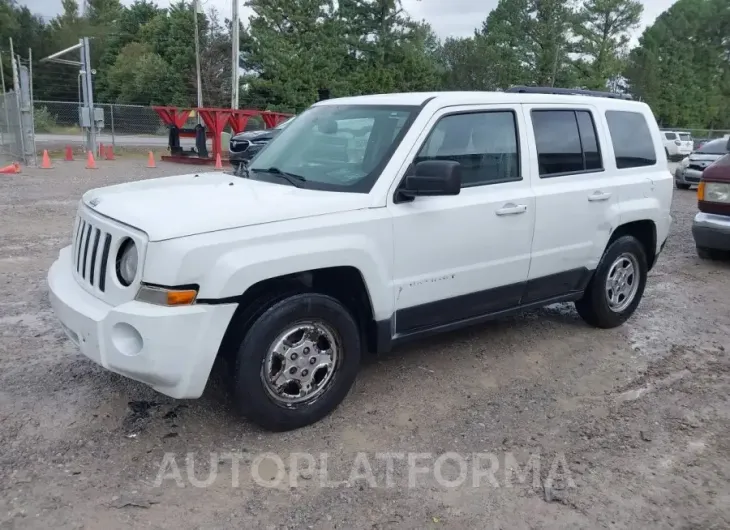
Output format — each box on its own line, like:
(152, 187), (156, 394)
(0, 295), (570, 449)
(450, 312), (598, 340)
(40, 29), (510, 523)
(72, 216), (113, 293)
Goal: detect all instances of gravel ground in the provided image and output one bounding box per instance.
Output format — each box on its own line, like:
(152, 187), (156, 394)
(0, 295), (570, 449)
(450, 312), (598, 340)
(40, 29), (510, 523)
(1, 159), (729, 530)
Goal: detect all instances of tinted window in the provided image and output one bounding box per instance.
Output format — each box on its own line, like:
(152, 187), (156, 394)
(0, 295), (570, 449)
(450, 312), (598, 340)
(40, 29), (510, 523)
(576, 111), (602, 171)
(697, 138), (729, 155)
(664, 132), (676, 140)
(532, 110), (603, 176)
(605, 111), (657, 169)
(415, 111), (520, 187)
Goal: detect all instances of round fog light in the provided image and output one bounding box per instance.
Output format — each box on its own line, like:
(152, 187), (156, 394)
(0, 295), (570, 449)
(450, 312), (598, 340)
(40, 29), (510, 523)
(111, 322), (143, 357)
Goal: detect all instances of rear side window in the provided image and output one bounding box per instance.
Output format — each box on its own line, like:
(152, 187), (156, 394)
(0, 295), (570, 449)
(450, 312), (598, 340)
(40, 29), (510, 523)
(531, 109), (603, 177)
(605, 111), (657, 169)
(664, 132), (676, 140)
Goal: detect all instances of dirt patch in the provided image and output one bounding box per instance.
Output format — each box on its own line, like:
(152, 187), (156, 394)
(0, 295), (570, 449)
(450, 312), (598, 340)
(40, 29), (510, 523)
(1, 161), (729, 528)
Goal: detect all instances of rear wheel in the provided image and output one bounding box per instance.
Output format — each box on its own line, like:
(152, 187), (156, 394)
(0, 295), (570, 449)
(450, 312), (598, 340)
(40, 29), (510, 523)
(233, 292), (361, 431)
(575, 236), (648, 329)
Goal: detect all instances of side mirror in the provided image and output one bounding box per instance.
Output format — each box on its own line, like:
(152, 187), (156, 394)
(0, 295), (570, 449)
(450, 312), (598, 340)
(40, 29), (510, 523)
(399, 160), (461, 200)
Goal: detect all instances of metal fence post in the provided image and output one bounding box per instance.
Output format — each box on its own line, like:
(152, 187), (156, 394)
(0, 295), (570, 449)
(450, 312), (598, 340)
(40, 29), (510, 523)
(110, 103), (115, 149)
(28, 47), (37, 167)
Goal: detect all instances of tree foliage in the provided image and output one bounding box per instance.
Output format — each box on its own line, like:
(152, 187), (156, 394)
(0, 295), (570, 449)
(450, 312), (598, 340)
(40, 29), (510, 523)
(0, 0), (728, 128)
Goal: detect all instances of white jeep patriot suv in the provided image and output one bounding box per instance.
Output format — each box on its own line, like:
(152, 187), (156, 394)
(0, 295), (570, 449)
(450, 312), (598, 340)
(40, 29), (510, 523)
(48, 88), (672, 431)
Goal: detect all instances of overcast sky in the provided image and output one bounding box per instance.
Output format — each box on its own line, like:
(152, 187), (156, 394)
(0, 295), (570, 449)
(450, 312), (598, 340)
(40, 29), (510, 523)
(25, 0), (679, 46)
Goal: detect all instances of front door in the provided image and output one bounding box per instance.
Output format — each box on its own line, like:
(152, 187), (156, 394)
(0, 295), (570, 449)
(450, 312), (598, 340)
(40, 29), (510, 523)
(388, 105), (536, 335)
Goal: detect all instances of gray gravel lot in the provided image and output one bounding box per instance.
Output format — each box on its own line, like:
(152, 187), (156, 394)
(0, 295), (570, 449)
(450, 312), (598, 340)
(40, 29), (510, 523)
(1, 160), (729, 529)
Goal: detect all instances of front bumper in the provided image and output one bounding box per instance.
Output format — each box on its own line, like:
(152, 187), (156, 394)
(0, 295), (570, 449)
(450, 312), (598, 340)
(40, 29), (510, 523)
(676, 167), (703, 185)
(47, 246), (237, 398)
(692, 212), (730, 252)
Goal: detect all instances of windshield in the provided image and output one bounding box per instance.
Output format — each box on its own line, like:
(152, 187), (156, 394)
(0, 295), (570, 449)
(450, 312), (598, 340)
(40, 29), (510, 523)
(246, 104), (419, 193)
(274, 116), (295, 130)
(696, 139), (729, 155)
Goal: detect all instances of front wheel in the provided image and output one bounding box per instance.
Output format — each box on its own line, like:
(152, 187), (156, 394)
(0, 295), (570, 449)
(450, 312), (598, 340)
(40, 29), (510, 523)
(675, 181), (691, 190)
(575, 236), (648, 329)
(233, 293), (361, 431)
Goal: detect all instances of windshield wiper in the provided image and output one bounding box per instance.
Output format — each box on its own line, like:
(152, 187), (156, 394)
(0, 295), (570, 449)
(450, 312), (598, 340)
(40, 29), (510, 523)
(250, 166), (307, 187)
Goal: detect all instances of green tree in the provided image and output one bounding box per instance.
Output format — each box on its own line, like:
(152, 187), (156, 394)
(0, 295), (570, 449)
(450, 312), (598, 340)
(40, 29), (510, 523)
(625, 0), (730, 128)
(573, 0), (642, 89)
(480, 0), (578, 89)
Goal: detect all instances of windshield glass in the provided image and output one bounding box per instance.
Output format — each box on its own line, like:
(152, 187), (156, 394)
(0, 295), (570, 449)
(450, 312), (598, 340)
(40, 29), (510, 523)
(697, 139), (729, 155)
(274, 116), (295, 130)
(247, 104), (419, 193)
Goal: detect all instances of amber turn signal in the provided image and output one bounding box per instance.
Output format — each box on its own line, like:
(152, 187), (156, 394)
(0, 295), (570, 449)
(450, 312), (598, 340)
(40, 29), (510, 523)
(697, 181), (705, 201)
(166, 289), (198, 306)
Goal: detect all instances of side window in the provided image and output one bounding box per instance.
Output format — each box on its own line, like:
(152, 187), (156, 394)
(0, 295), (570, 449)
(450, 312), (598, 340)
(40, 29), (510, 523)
(664, 132), (676, 140)
(532, 109), (603, 177)
(605, 111), (657, 169)
(577, 111), (602, 171)
(414, 111), (520, 187)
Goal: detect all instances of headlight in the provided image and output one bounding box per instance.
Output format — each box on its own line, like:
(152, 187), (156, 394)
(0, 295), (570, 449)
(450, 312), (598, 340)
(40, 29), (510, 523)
(680, 157), (690, 168)
(116, 238), (138, 286)
(700, 182), (730, 204)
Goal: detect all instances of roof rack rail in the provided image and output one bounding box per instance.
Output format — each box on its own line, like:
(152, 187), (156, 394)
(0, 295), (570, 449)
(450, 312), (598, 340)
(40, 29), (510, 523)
(505, 86), (633, 100)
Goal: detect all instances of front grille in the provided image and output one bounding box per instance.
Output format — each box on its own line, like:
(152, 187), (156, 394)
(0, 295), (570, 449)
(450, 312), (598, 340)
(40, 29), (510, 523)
(689, 164), (705, 171)
(72, 217), (113, 292)
(230, 139), (250, 153)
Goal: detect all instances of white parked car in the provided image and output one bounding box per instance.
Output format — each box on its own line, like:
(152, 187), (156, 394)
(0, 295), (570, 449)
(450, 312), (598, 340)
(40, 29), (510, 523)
(48, 88), (673, 431)
(662, 130), (693, 159)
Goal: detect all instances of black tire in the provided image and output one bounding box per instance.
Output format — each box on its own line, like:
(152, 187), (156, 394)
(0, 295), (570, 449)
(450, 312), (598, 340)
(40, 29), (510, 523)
(675, 181), (691, 190)
(575, 235), (648, 329)
(233, 292), (361, 431)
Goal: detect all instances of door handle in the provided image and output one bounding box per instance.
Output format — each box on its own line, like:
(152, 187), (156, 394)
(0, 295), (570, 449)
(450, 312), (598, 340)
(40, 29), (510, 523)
(496, 203), (527, 216)
(588, 191), (612, 202)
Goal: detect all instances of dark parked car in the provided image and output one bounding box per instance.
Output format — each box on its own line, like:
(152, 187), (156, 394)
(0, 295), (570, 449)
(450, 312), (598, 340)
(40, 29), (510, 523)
(229, 116), (295, 169)
(692, 140), (730, 259)
(675, 138), (730, 189)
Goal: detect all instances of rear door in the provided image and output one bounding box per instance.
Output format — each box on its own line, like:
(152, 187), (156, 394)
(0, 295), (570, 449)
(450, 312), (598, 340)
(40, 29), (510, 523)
(522, 104), (618, 301)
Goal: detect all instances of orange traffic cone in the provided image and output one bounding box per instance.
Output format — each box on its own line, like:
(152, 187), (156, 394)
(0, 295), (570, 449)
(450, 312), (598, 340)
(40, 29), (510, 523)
(64, 145), (74, 161)
(105, 144), (115, 160)
(146, 151), (156, 168)
(98, 143), (104, 158)
(0, 162), (20, 174)
(40, 150), (53, 169)
(86, 150), (97, 169)
(214, 152), (223, 170)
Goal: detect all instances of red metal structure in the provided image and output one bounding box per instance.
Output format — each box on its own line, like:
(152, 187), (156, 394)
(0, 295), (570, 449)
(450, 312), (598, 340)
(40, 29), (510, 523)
(152, 107), (293, 165)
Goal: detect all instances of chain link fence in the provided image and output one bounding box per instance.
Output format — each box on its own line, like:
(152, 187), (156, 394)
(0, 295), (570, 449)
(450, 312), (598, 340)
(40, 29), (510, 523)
(33, 101), (271, 152)
(0, 91), (23, 164)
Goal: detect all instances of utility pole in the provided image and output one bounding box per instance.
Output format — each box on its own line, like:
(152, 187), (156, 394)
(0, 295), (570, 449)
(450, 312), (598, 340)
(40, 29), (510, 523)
(231, 0), (240, 109)
(80, 37), (96, 153)
(193, 0), (203, 110)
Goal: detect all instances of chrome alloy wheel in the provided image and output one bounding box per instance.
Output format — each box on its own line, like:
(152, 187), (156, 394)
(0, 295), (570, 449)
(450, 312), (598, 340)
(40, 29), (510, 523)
(261, 321), (340, 405)
(605, 252), (640, 312)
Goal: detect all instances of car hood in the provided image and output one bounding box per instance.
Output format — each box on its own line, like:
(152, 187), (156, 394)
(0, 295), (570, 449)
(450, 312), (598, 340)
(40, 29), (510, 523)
(689, 153), (724, 162)
(231, 129), (277, 142)
(82, 172), (371, 241)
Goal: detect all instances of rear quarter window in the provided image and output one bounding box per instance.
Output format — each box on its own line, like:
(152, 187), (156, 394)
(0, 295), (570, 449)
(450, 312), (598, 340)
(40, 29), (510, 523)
(605, 111), (657, 169)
